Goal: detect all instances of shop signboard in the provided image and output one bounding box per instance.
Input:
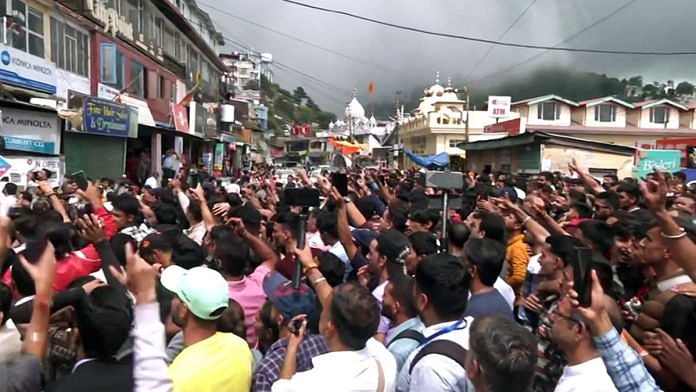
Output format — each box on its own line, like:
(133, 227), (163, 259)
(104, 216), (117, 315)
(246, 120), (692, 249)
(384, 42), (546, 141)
(172, 104), (189, 133)
(2, 156), (64, 187)
(487, 96), (511, 118)
(0, 107), (60, 154)
(0, 155), (10, 178)
(82, 97), (138, 138)
(214, 143), (224, 171)
(633, 149), (681, 178)
(0, 44), (57, 94)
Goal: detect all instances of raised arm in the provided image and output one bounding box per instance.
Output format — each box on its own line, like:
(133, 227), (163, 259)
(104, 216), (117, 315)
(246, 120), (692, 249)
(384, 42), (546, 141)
(641, 170), (696, 282)
(190, 185), (216, 231)
(228, 217), (278, 271)
(39, 181), (69, 223)
(569, 158), (604, 195)
(330, 188), (358, 259)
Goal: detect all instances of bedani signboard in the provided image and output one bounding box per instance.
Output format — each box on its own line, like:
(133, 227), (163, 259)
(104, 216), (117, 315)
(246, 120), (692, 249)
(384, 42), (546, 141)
(0, 44), (57, 94)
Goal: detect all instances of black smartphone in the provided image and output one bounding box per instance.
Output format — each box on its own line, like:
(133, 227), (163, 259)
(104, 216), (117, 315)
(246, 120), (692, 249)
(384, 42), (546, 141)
(573, 246), (594, 307)
(331, 172), (348, 196)
(284, 188), (320, 207)
(290, 318), (303, 336)
(188, 173), (199, 189)
(72, 170), (88, 191)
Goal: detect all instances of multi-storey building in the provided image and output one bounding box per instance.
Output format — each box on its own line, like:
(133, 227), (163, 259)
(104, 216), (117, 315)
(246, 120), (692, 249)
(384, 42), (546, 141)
(0, 0), (231, 182)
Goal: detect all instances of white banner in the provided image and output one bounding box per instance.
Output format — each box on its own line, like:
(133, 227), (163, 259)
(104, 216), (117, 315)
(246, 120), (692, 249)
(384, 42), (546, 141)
(0, 44), (57, 94)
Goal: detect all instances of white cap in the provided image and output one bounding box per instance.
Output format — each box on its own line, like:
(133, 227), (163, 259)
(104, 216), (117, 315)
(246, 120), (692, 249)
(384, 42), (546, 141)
(225, 183), (240, 194)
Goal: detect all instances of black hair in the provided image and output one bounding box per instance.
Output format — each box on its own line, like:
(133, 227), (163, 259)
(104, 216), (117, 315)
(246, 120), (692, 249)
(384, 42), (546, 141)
(215, 238), (251, 277)
(408, 231), (438, 257)
(354, 198), (377, 221)
(474, 211), (507, 244)
(3, 183), (17, 195)
(317, 252), (345, 287)
(329, 282), (380, 350)
(376, 229), (411, 263)
(448, 222), (470, 249)
(19, 191), (32, 203)
(229, 205), (262, 235)
(596, 192), (620, 211)
(0, 283), (11, 325)
(153, 202), (178, 226)
(578, 220), (615, 255)
(409, 209), (440, 231)
(673, 171), (687, 183)
(273, 212), (302, 241)
(616, 180), (641, 201)
(570, 203), (594, 219)
(39, 220), (73, 258)
(469, 316), (538, 392)
(109, 233), (137, 267)
(390, 273), (418, 318)
(258, 300), (280, 353)
(603, 174), (619, 183)
(316, 211), (339, 240)
(464, 238), (506, 287)
(112, 193), (141, 218)
(386, 201), (409, 232)
(539, 172), (554, 182)
(217, 298), (247, 340)
(188, 199), (204, 223)
(77, 285), (133, 359)
(172, 235), (207, 269)
(415, 253), (471, 319)
(545, 235), (584, 268)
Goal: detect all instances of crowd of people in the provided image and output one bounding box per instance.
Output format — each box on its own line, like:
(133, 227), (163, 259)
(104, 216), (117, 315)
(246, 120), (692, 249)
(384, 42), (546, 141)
(0, 159), (694, 392)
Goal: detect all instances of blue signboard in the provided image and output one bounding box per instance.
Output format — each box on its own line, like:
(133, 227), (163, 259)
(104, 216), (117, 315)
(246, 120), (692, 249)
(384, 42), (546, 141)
(0, 44), (57, 94)
(83, 97), (132, 138)
(2, 137), (55, 154)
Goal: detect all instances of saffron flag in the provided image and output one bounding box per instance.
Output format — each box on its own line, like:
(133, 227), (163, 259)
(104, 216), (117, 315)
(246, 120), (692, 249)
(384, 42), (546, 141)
(368, 81), (375, 94)
(178, 71), (202, 107)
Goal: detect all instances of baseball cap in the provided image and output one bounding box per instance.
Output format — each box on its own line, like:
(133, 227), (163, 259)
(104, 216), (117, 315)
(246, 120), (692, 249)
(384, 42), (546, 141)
(262, 271), (315, 320)
(160, 265), (229, 320)
(352, 228), (377, 250)
(225, 183), (240, 194)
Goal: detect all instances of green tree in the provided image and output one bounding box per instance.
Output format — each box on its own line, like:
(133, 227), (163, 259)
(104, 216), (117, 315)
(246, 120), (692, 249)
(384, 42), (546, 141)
(676, 81), (694, 96)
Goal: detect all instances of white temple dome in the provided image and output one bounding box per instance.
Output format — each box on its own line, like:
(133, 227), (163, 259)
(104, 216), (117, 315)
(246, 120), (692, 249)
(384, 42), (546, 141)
(345, 97), (366, 119)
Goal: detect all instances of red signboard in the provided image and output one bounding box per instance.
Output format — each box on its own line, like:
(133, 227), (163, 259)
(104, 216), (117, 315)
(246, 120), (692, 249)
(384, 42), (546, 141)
(484, 118), (521, 136)
(655, 137), (696, 167)
(172, 104), (189, 133)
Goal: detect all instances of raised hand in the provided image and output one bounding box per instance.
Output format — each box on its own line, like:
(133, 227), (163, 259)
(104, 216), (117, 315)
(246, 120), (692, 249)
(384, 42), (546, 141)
(109, 244), (160, 304)
(640, 170), (668, 212)
(19, 242), (57, 296)
(78, 214), (106, 244)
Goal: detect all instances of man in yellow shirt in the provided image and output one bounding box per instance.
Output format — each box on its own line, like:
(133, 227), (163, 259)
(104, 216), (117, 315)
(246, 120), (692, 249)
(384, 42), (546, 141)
(162, 265), (253, 392)
(502, 212), (530, 304)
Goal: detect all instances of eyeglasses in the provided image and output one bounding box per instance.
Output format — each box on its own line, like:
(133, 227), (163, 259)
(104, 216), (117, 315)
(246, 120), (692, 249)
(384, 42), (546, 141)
(550, 307), (580, 325)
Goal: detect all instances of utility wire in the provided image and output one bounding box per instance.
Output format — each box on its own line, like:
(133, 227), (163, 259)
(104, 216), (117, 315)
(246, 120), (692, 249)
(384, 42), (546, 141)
(279, 0), (696, 56)
(468, 0), (639, 86)
(464, 0), (539, 82)
(198, 1), (396, 73)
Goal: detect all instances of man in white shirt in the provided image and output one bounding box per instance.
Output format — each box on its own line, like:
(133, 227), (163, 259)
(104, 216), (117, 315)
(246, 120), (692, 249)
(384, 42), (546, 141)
(396, 253), (475, 392)
(273, 282), (397, 392)
(0, 183), (18, 217)
(550, 298), (618, 392)
(144, 172), (160, 189)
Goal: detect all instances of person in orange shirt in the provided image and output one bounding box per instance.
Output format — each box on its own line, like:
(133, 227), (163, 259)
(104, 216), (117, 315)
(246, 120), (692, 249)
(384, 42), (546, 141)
(502, 211), (530, 305)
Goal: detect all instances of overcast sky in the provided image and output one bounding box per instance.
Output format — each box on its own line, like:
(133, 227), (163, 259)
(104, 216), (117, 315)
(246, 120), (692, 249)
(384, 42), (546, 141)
(202, 0), (696, 114)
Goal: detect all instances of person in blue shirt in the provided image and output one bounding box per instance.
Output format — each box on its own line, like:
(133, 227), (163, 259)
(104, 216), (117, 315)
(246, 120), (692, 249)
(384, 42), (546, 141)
(462, 238), (514, 320)
(382, 273), (425, 371)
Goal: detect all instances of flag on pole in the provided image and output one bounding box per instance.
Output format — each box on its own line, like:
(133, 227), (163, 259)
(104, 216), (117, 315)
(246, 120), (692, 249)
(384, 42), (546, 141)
(368, 81), (375, 94)
(178, 71), (202, 107)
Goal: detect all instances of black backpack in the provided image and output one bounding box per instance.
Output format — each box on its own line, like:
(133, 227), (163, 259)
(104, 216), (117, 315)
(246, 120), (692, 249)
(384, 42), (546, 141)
(386, 329), (425, 348)
(408, 340), (469, 374)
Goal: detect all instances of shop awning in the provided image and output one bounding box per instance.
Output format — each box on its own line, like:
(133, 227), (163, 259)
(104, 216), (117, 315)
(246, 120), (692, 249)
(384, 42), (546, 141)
(404, 149), (449, 170)
(117, 95), (156, 127)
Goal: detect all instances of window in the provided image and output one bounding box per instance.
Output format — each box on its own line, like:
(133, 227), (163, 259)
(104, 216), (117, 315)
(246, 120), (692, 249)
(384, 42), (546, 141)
(163, 27), (175, 57)
(537, 101), (560, 121)
(411, 136), (426, 154)
(449, 139), (465, 148)
(125, 0), (140, 35)
(50, 18), (89, 77)
(9, 0), (44, 57)
(650, 106), (670, 124)
(153, 17), (162, 47)
(130, 60), (145, 97)
(100, 42), (124, 89)
(189, 50), (199, 77)
(594, 104), (616, 122)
